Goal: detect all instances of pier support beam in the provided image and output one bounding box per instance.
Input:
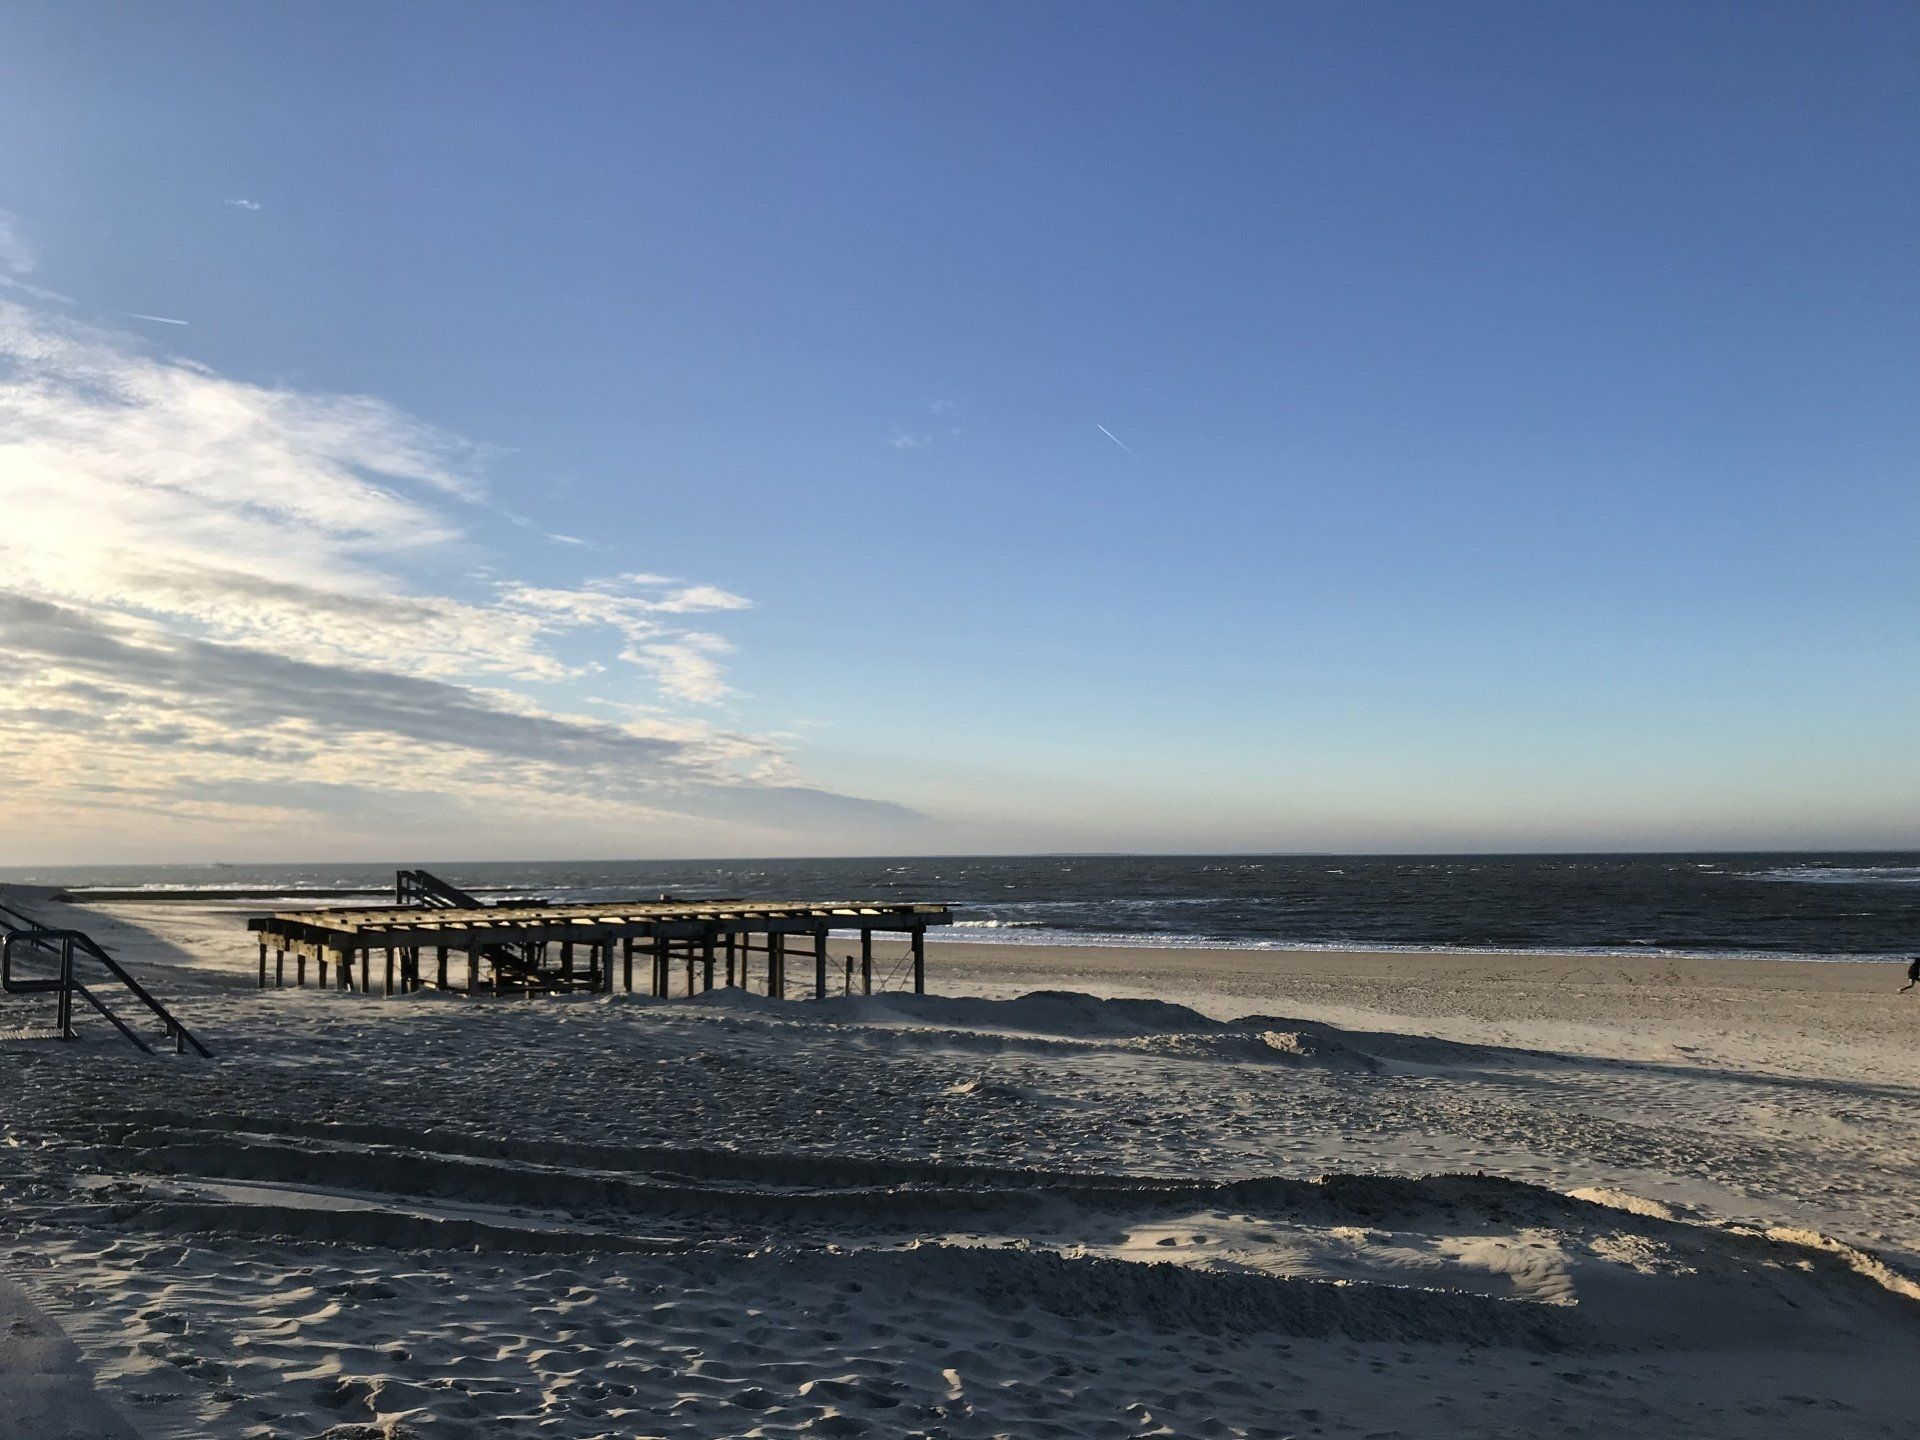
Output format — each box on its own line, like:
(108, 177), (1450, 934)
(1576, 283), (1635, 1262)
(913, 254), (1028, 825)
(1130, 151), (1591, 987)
(250, 898), (948, 1007)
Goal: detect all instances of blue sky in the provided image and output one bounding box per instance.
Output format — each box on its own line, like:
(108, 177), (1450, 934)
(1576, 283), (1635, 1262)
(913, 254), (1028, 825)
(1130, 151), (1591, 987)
(0, 2), (1914, 861)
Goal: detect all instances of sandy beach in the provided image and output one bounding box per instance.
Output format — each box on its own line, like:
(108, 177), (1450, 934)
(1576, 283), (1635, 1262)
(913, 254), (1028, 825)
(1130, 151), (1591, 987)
(5, 3), (1914, 1435)
(1, 889), (1916, 1438)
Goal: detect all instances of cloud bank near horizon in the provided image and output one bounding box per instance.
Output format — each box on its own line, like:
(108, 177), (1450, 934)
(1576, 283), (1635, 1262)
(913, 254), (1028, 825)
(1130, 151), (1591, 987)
(0, 284), (916, 859)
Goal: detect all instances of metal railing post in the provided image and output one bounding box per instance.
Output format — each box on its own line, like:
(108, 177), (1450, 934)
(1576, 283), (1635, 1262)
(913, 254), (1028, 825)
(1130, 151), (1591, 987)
(58, 937), (75, 1041)
(0, 918), (209, 1057)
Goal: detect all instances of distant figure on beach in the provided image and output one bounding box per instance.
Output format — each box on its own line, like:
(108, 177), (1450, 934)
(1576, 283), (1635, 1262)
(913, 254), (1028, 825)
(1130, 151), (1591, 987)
(1903, 957), (1920, 992)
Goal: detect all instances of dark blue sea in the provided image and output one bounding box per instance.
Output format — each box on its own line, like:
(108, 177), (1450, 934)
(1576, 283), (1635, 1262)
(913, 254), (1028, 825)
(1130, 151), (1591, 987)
(5, 853), (1919, 963)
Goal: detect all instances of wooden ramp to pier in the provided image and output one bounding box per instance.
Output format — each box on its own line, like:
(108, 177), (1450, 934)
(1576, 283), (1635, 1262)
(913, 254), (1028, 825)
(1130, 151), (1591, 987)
(248, 875), (951, 1001)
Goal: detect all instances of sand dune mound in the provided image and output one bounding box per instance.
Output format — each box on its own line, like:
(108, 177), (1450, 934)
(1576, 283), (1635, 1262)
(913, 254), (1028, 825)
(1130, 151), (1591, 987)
(688, 986), (1224, 1037)
(684, 988), (1390, 1070)
(1119, 1024), (1383, 1070)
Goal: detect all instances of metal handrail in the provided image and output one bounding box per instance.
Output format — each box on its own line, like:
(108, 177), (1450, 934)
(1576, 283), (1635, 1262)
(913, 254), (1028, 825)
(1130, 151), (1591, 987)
(391, 869), (549, 983)
(0, 914), (211, 1057)
(395, 868), (482, 909)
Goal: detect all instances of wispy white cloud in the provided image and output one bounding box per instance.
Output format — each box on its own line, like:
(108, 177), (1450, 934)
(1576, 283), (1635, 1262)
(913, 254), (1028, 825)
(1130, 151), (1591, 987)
(499, 576), (751, 699)
(625, 630), (734, 704)
(0, 212), (76, 307)
(0, 254), (909, 849)
(0, 211), (36, 275)
(644, 582), (752, 615)
(225, 198), (262, 212)
(890, 400), (963, 450)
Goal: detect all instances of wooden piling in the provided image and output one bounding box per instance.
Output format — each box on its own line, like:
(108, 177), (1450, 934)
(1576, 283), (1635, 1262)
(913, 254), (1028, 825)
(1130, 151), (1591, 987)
(911, 927), (926, 994)
(814, 925), (828, 1000)
(256, 941), (267, 988)
(860, 928), (872, 995)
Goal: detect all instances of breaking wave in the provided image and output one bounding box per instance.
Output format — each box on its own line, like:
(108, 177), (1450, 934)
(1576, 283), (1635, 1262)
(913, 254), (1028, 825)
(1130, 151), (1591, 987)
(1750, 866), (1920, 887)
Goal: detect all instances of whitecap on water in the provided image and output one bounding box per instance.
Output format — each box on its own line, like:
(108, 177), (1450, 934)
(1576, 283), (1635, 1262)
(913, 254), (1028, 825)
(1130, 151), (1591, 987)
(1750, 865), (1920, 887)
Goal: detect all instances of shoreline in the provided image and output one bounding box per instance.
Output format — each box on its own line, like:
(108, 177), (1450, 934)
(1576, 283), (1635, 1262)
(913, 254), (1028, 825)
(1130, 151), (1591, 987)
(64, 893), (1915, 989)
(46, 890), (1920, 966)
(922, 933), (1909, 985)
(919, 926), (1916, 965)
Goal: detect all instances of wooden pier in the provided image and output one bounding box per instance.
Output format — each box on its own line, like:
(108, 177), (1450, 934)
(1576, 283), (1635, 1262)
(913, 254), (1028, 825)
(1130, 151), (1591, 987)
(247, 877), (951, 1001)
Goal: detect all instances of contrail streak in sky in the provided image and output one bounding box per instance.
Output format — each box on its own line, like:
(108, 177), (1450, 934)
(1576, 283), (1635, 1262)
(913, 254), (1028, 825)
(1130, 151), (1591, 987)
(1096, 423), (1134, 455)
(125, 312), (189, 325)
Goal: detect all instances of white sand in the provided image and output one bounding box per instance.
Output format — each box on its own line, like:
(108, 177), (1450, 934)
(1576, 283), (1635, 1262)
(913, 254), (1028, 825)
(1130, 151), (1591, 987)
(0, 887), (1916, 1438)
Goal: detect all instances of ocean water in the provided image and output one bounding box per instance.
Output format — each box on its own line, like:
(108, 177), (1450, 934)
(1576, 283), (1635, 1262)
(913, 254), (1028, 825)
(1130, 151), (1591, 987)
(5, 852), (1919, 963)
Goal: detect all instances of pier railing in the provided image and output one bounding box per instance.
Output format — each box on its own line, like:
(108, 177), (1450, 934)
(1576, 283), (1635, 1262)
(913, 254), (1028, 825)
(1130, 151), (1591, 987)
(0, 903), (211, 1057)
